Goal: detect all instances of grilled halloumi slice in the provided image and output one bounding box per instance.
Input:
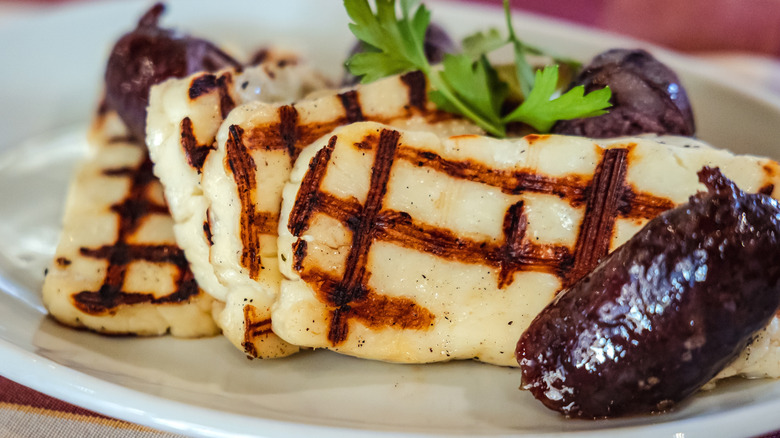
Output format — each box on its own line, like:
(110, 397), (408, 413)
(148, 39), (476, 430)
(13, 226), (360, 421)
(147, 52), (329, 301)
(275, 121), (780, 371)
(146, 54), (330, 356)
(42, 111), (219, 337)
(201, 72), (481, 358)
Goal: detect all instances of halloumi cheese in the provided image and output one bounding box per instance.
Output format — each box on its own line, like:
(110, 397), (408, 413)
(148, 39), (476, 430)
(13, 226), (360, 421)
(200, 72), (481, 357)
(146, 53), (330, 356)
(275, 121), (780, 372)
(42, 110), (219, 337)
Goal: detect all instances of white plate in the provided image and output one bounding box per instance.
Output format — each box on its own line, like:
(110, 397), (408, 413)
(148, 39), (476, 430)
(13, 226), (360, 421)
(1, 1), (780, 437)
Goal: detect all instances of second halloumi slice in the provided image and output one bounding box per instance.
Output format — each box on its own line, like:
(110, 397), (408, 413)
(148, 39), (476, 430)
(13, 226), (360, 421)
(201, 72), (481, 357)
(147, 53), (330, 357)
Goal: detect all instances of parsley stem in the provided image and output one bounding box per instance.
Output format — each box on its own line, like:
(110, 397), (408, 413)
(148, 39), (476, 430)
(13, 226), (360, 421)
(427, 69), (506, 137)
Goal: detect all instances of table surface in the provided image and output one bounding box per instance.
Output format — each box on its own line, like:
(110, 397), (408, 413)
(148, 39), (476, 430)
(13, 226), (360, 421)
(1, 1), (780, 437)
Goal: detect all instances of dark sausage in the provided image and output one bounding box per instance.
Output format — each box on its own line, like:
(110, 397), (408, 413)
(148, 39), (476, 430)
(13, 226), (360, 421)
(552, 49), (695, 138)
(516, 167), (780, 418)
(104, 3), (240, 141)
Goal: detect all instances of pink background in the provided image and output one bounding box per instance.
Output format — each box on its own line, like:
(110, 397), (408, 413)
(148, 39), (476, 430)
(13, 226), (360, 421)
(456, 0), (780, 57)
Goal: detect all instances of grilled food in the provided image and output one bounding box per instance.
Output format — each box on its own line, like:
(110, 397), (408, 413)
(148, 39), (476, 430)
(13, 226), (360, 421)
(146, 53), (330, 356)
(199, 71), (481, 357)
(275, 121), (780, 368)
(42, 110), (219, 337)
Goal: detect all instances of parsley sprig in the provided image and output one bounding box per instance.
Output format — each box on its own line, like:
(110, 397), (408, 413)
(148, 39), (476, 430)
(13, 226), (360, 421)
(344, 0), (612, 137)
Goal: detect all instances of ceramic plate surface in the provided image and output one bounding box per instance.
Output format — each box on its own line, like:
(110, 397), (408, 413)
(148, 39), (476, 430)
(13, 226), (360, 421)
(1, 1), (780, 437)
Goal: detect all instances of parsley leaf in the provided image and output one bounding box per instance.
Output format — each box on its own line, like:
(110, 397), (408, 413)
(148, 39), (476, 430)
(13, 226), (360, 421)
(462, 28), (506, 59)
(430, 54), (508, 135)
(343, 0), (612, 137)
(344, 0), (429, 82)
(503, 65), (612, 132)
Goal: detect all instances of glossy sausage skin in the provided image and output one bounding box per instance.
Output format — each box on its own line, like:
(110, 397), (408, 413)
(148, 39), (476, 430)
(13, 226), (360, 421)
(551, 49), (695, 138)
(104, 3), (240, 140)
(516, 167), (780, 418)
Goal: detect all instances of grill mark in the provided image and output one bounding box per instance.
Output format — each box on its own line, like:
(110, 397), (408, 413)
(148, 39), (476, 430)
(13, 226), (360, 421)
(242, 304), (274, 357)
(617, 190), (676, 219)
(203, 220), (213, 246)
(498, 202), (529, 288)
(189, 74), (220, 99)
(566, 148), (629, 285)
(394, 146), (672, 221)
(188, 72), (236, 119)
(74, 153), (201, 314)
(217, 73), (236, 119)
(338, 90), (365, 123)
(225, 125), (263, 279)
(278, 105), (299, 159)
(237, 74), (451, 166)
(300, 268), (434, 336)
(400, 70), (427, 109)
(287, 136), (338, 237)
(180, 117), (216, 171)
(326, 129), (400, 344)
(301, 203), (571, 279)
(396, 146), (588, 202)
(292, 239), (308, 273)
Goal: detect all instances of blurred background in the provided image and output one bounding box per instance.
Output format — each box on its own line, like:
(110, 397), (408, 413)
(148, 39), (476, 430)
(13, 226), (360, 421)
(463, 0), (780, 58)
(1, 0), (779, 58)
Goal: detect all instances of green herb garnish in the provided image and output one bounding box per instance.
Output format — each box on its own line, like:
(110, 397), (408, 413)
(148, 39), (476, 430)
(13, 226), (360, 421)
(344, 0), (612, 137)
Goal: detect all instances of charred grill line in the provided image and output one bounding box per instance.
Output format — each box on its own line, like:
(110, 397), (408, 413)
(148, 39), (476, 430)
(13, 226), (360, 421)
(400, 71), (427, 110)
(395, 146), (671, 220)
(326, 129), (405, 344)
(236, 74), (450, 169)
(287, 136), (338, 237)
(203, 216), (214, 246)
(188, 72), (236, 119)
(189, 73), (220, 99)
(338, 90), (365, 123)
(299, 267), (435, 336)
(216, 73), (236, 119)
(333, 129), (401, 306)
(74, 154), (200, 314)
(498, 202), (529, 288)
(183, 73), (235, 172)
(313, 204), (570, 278)
(225, 124), (264, 279)
(617, 191), (676, 219)
(396, 146), (588, 201)
(242, 304), (274, 357)
(289, 130), (437, 345)
(180, 117), (216, 171)
(278, 105), (300, 159)
(566, 148), (629, 285)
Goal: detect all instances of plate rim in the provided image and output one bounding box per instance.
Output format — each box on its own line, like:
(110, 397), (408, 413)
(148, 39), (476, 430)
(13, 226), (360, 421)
(2, 1), (780, 437)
